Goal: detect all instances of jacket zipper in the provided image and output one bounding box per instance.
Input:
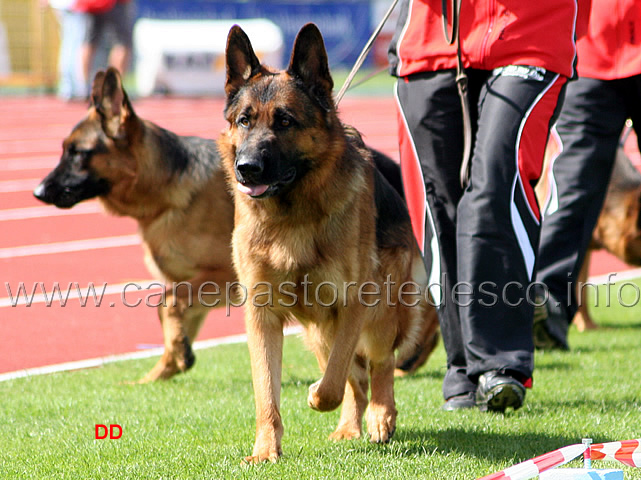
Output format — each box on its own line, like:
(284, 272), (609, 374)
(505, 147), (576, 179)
(479, 0), (496, 69)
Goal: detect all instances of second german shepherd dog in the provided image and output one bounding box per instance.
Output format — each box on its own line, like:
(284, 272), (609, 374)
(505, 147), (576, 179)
(218, 24), (438, 462)
(34, 68), (236, 383)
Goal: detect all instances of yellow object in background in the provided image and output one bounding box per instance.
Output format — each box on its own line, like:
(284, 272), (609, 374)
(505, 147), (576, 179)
(0, 0), (59, 89)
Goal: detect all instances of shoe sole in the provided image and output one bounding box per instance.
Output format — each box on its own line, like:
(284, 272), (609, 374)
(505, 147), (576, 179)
(477, 383), (524, 412)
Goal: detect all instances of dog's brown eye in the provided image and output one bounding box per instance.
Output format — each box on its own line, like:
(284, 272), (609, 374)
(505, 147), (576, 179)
(280, 118), (290, 128)
(238, 116), (250, 128)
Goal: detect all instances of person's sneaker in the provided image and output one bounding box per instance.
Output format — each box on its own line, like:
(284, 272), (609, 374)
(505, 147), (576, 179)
(441, 392), (476, 411)
(476, 371), (525, 412)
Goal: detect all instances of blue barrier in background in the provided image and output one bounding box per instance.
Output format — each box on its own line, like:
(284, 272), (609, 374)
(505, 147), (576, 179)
(135, 0), (373, 68)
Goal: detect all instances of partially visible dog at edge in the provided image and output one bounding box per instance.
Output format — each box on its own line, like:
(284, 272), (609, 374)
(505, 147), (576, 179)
(33, 68), (236, 383)
(217, 23), (438, 462)
(32, 67), (436, 384)
(579, 145), (641, 329)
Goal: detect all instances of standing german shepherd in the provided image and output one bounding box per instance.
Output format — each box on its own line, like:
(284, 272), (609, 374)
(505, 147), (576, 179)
(218, 24), (438, 462)
(34, 68), (236, 383)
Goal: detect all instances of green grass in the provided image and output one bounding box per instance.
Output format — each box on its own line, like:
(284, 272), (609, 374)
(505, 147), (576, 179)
(2, 281), (641, 479)
(331, 67), (397, 97)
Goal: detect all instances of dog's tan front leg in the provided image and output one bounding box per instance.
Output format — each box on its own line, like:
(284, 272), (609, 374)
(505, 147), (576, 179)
(245, 307), (285, 463)
(138, 299), (197, 383)
(366, 354), (397, 443)
(308, 305), (365, 412)
(139, 271), (233, 383)
(329, 354), (368, 441)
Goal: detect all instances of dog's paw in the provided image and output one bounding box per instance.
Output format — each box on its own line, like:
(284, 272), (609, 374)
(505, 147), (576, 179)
(137, 356), (180, 383)
(242, 447), (282, 464)
(329, 425), (361, 441)
(174, 336), (196, 372)
(307, 380), (343, 412)
(366, 405), (397, 444)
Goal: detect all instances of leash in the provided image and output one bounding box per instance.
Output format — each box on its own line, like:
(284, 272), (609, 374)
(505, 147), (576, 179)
(336, 0), (471, 189)
(335, 0), (400, 106)
(344, 65), (389, 92)
(442, 0), (472, 188)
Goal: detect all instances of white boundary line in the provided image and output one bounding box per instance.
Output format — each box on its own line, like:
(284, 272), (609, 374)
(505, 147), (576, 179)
(588, 268), (641, 285)
(0, 202), (103, 221)
(0, 234), (140, 259)
(0, 325), (304, 383)
(0, 178), (40, 193)
(0, 156), (57, 171)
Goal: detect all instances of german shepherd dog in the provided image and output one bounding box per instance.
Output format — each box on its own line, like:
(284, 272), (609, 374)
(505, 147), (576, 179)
(218, 24), (438, 462)
(33, 67), (236, 383)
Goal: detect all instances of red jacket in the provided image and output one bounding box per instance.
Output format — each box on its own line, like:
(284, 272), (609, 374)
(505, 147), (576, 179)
(577, 0), (641, 79)
(389, 0), (579, 78)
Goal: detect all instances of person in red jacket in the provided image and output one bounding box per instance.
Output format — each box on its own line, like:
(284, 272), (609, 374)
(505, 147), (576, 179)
(388, 0), (578, 411)
(77, 0), (135, 90)
(535, 0), (641, 349)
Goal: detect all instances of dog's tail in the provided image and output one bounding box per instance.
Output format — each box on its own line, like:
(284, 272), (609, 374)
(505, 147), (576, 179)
(394, 306), (439, 377)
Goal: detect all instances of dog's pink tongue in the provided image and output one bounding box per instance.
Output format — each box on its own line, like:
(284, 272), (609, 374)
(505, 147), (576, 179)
(237, 183), (269, 197)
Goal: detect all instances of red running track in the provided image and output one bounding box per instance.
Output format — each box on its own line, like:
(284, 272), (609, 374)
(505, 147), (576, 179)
(0, 95), (637, 376)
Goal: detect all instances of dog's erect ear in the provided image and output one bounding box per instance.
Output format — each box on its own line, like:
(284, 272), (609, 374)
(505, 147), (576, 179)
(288, 23), (334, 112)
(225, 25), (262, 98)
(90, 70), (106, 107)
(96, 67), (134, 140)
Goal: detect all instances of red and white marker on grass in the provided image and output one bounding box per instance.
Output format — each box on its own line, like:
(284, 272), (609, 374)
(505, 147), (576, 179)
(477, 438), (641, 479)
(590, 439), (641, 468)
(477, 443), (587, 480)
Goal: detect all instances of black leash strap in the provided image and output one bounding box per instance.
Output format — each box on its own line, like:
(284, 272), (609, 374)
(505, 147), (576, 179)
(335, 0), (400, 105)
(443, 0), (472, 188)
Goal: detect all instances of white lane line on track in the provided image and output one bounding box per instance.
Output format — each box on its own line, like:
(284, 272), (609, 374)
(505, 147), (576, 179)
(0, 178), (40, 193)
(0, 156), (57, 171)
(0, 279), (159, 308)
(0, 326), (304, 383)
(0, 234), (140, 259)
(0, 202), (102, 221)
(588, 268), (641, 285)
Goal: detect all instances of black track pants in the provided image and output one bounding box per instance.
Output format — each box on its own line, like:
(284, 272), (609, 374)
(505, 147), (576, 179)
(536, 75), (641, 343)
(396, 67), (566, 399)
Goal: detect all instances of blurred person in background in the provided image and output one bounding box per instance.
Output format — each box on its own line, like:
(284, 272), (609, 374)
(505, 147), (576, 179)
(44, 0), (88, 100)
(76, 0), (135, 90)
